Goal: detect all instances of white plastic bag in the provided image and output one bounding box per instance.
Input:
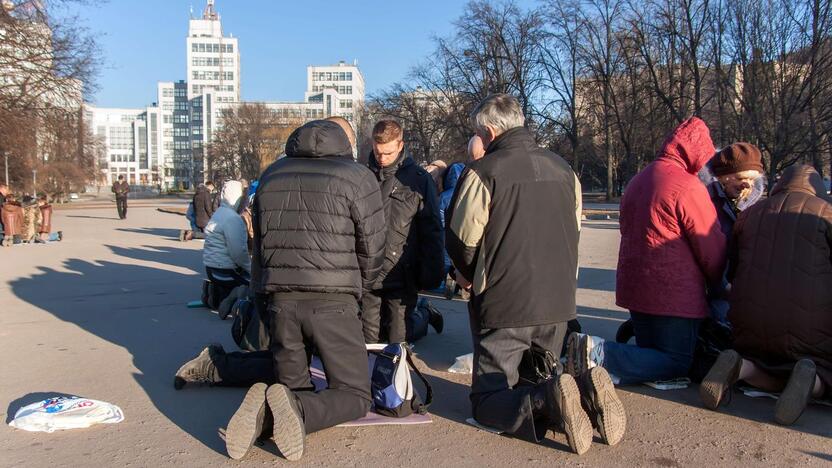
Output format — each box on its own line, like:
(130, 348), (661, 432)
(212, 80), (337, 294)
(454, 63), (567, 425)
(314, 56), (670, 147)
(9, 396), (124, 433)
(448, 353), (473, 374)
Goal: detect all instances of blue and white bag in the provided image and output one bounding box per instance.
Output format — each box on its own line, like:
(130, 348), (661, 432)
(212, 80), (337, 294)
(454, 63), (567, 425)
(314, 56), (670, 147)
(369, 343), (433, 418)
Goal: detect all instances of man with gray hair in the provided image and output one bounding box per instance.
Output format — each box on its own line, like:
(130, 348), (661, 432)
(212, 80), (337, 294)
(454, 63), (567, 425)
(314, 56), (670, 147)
(445, 94), (624, 455)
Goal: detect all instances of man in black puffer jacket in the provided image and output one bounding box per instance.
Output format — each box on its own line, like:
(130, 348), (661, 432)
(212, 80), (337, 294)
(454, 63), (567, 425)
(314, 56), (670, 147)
(223, 119), (386, 462)
(363, 120), (445, 344)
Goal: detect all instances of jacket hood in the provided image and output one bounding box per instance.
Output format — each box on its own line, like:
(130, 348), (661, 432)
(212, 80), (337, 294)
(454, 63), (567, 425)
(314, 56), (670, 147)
(656, 117), (715, 175)
(285, 120), (352, 159)
(443, 162), (466, 192)
(772, 164), (830, 201)
(221, 180), (244, 210)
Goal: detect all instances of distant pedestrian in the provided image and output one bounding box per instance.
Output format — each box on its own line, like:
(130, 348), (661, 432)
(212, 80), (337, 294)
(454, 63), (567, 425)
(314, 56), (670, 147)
(112, 175), (130, 220)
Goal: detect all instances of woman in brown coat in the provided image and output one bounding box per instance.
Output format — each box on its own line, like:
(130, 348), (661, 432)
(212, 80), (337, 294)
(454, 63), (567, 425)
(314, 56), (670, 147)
(2, 195), (23, 246)
(700, 164), (832, 425)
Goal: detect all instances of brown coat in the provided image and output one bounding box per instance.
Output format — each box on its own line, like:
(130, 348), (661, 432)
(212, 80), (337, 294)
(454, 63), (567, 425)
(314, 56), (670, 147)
(2, 202), (23, 237)
(729, 165), (832, 390)
(39, 204), (52, 234)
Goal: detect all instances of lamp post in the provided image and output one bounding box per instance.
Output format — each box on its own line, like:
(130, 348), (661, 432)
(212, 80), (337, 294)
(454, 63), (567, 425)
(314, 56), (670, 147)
(4, 152), (8, 186)
(32, 169), (37, 194)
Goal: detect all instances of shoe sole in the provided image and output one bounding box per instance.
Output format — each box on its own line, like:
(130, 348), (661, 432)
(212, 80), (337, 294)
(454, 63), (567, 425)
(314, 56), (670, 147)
(587, 367), (627, 445)
(558, 374), (593, 455)
(226, 382), (268, 460)
(266, 384), (306, 461)
(700, 350), (741, 410)
(774, 359), (816, 425)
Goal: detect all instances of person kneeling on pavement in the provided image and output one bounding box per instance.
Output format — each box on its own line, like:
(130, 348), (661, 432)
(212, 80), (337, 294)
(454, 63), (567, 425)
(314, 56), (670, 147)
(700, 165), (832, 426)
(447, 94), (625, 455)
(568, 117), (726, 387)
(203, 180), (251, 303)
(181, 181), (216, 241)
(223, 119), (386, 461)
(615, 142), (766, 344)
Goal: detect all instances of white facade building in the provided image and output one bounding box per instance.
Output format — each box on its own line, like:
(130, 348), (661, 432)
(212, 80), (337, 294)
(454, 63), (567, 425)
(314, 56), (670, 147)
(85, 105), (157, 186)
(305, 61), (365, 123)
(86, 1), (367, 189)
(186, 0), (240, 103)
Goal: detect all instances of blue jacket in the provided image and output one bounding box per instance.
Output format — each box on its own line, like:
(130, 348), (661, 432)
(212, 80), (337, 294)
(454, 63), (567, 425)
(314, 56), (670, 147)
(439, 162), (466, 272)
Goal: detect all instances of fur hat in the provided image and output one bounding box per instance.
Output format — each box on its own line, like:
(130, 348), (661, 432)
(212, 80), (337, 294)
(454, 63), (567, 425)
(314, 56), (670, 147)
(712, 143), (764, 176)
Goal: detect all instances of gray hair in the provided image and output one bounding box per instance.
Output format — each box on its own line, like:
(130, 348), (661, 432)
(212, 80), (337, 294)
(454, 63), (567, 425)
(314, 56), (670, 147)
(470, 94), (525, 136)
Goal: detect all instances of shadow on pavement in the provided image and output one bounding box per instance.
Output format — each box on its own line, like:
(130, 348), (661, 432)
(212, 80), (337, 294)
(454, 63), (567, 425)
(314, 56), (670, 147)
(800, 451), (832, 462)
(116, 228), (183, 240)
(106, 244), (201, 274)
(66, 215), (119, 220)
(5, 391), (77, 425)
(578, 267), (617, 292)
(9, 248), (243, 456)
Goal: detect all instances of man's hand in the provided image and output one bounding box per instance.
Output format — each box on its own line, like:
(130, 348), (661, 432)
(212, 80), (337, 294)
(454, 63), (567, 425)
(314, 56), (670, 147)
(455, 270), (472, 290)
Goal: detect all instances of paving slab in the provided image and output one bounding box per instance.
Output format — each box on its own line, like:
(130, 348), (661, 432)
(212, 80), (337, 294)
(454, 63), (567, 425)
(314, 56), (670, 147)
(0, 205), (829, 467)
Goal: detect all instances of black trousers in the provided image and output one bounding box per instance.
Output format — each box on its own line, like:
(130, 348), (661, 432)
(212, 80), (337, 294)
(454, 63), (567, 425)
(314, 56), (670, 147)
(214, 350), (275, 387)
(360, 288), (418, 344)
(470, 321), (568, 442)
(269, 294), (371, 434)
(116, 196), (128, 219)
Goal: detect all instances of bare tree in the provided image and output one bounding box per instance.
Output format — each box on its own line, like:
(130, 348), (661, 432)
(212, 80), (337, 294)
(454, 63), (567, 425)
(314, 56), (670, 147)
(208, 103), (302, 181)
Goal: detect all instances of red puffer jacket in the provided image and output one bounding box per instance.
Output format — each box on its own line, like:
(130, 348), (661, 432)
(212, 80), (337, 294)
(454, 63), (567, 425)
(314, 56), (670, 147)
(616, 117), (727, 319)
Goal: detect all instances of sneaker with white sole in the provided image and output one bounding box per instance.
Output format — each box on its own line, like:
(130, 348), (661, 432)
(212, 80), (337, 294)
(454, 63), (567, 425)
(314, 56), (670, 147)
(548, 373), (593, 455)
(581, 367), (627, 445)
(266, 383), (306, 461)
(566, 332), (605, 377)
(226, 382), (269, 460)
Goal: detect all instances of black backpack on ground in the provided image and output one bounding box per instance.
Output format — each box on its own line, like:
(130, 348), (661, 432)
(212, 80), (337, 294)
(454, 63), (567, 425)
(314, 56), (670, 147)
(518, 344), (560, 387)
(231, 296), (270, 352)
(689, 318), (733, 383)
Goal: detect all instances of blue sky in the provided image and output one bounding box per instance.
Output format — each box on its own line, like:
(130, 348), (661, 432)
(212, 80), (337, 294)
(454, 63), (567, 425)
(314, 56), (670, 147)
(68, 0), (532, 108)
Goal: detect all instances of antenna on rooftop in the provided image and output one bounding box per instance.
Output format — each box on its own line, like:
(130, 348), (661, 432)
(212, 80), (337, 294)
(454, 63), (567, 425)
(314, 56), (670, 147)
(203, 0), (219, 20)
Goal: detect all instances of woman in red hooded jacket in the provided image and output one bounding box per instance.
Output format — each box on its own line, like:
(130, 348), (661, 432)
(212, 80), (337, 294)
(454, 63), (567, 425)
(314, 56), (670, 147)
(567, 117), (727, 384)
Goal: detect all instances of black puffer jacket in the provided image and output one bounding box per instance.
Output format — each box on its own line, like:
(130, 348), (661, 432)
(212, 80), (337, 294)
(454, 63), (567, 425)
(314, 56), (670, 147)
(251, 120), (387, 299)
(193, 185), (215, 229)
(368, 151), (444, 291)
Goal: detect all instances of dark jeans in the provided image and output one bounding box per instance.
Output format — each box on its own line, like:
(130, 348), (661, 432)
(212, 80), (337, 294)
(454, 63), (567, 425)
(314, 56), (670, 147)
(360, 288), (418, 344)
(602, 311), (701, 384)
(205, 266), (249, 287)
(116, 196), (128, 219)
(471, 322), (567, 443)
(214, 350), (275, 387)
(269, 294), (371, 434)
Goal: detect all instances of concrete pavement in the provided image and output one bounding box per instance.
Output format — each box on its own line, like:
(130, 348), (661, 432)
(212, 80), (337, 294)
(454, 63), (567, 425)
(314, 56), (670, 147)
(0, 206), (829, 467)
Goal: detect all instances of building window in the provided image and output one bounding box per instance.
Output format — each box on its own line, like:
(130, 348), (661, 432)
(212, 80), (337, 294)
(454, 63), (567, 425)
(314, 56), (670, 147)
(192, 43), (198, 52)
(162, 88), (173, 98)
(346, 72), (352, 80)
